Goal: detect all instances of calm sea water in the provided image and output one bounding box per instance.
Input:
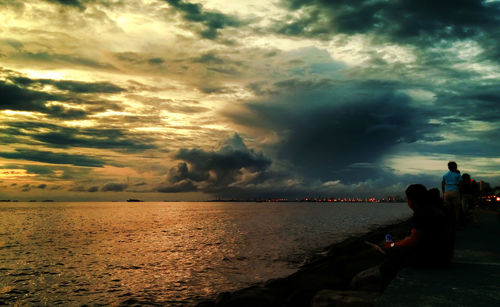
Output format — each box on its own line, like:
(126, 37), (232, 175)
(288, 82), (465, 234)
(0, 202), (411, 306)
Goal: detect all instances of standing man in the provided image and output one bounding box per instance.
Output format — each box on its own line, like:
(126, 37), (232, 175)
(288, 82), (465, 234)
(442, 161), (462, 227)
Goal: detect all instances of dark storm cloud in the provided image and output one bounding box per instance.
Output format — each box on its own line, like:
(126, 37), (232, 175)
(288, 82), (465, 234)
(1, 72), (151, 151)
(199, 85), (235, 94)
(3, 164), (64, 178)
(206, 66), (241, 76)
(37, 184), (47, 189)
(158, 134), (272, 193)
(32, 130), (155, 151)
(328, 163), (387, 185)
(45, 0), (83, 8)
(157, 179), (197, 193)
(1, 73), (125, 116)
(0, 148), (105, 167)
(68, 186), (86, 192)
(278, 0), (500, 42)
(458, 84), (500, 121)
(225, 82), (434, 183)
(0, 81), (88, 119)
(101, 182), (127, 192)
(41, 0), (117, 10)
(276, 0), (500, 63)
(167, 162), (191, 182)
(193, 52), (225, 65)
(409, 138), (500, 159)
(45, 105), (88, 119)
(69, 185), (100, 192)
(1, 164), (42, 175)
(148, 57), (165, 65)
(1, 80), (59, 108)
(1, 39), (23, 50)
(192, 52), (244, 76)
(1, 121), (61, 132)
(10, 51), (116, 70)
(406, 82), (500, 158)
(335, 171), (447, 198)
(325, 163), (412, 187)
(0, 164), (92, 183)
(0, 134), (21, 145)
(162, 0), (244, 39)
(1, 121), (156, 152)
(222, 70), (500, 193)
(274, 78), (335, 91)
(175, 141), (271, 183)
(9, 77), (124, 93)
(87, 186), (99, 192)
(23, 164), (56, 175)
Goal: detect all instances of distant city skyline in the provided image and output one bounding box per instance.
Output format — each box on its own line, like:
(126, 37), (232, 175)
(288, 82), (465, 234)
(1, 0), (500, 201)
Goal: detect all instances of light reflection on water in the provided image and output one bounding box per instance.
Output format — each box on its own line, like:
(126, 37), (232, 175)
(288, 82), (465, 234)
(0, 202), (411, 305)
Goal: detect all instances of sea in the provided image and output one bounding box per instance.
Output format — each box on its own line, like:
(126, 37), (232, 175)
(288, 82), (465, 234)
(0, 202), (411, 306)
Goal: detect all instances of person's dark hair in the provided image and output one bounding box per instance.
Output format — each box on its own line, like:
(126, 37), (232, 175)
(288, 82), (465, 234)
(448, 161), (458, 172)
(462, 173), (470, 181)
(405, 184), (428, 205)
(427, 188), (443, 208)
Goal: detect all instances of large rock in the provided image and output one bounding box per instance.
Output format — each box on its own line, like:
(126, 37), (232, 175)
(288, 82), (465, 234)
(311, 290), (380, 307)
(349, 265), (383, 291)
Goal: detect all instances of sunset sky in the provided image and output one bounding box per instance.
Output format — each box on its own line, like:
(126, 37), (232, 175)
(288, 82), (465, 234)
(1, 0), (499, 201)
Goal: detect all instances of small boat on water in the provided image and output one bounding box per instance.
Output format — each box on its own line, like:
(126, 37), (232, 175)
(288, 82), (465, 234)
(126, 199), (143, 202)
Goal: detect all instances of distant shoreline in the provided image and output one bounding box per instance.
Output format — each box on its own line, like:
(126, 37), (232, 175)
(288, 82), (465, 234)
(0, 200), (407, 203)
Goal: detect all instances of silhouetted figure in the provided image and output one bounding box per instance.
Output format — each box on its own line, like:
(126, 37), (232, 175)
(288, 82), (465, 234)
(460, 173), (479, 226)
(428, 188), (444, 208)
(442, 161), (462, 227)
(380, 184), (454, 284)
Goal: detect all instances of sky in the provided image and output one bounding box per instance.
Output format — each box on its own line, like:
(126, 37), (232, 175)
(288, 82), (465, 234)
(1, 0), (500, 201)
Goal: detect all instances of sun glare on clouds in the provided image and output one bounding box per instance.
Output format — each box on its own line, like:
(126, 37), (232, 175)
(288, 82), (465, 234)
(20, 69), (66, 80)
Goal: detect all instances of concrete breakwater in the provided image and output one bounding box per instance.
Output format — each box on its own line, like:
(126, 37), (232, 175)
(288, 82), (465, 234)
(196, 218), (413, 307)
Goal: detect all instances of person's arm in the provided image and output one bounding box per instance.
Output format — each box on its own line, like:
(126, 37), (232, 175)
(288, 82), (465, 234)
(441, 180), (445, 195)
(384, 228), (422, 249)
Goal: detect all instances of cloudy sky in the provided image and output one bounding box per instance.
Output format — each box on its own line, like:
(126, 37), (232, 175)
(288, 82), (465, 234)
(1, 0), (499, 201)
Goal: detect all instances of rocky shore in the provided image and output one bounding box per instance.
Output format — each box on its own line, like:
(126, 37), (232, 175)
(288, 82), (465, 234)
(195, 218), (412, 307)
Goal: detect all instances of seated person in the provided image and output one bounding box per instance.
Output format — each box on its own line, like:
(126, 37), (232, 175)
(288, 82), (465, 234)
(380, 184), (455, 282)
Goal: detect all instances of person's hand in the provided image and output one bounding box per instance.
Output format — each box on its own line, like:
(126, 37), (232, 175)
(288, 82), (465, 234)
(384, 241), (394, 250)
(364, 241), (386, 255)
